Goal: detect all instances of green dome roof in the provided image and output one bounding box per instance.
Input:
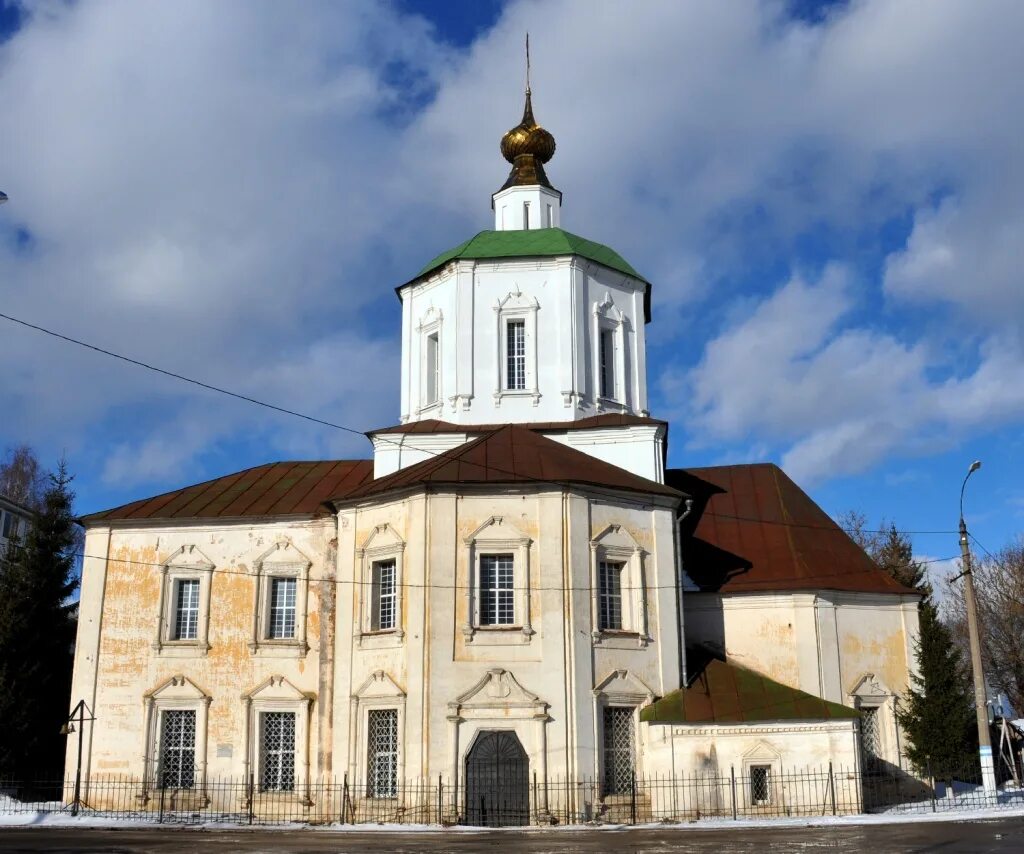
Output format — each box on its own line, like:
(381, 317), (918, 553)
(412, 228), (647, 285)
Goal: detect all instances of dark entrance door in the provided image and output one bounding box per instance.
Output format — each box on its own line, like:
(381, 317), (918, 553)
(464, 730), (529, 826)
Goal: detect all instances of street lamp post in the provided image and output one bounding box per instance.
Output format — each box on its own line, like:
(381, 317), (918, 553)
(958, 460), (996, 796)
(60, 700), (94, 816)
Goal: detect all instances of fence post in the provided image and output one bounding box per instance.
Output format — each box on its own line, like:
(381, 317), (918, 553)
(437, 775), (442, 826)
(158, 783), (165, 824)
(730, 765), (737, 820)
(247, 773), (254, 825)
(630, 770), (637, 825)
(928, 759), (936, 813)
(341, 773), (349, 824)
(828, 761), (837, 816)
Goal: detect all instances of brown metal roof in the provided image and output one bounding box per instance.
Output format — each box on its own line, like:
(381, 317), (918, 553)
(641, 648), (859, 724)
(667, 462), (916, 596)
(81, 460), (374, 524)
(341, 424), (681, 502)
(367, 414), (667, 436)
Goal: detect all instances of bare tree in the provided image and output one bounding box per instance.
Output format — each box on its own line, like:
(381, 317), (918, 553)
(838, 509), (890, 560)
(0, 445), (47, 512)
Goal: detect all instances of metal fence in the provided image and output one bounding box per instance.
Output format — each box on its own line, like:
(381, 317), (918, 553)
(1, 762), (1021, 827)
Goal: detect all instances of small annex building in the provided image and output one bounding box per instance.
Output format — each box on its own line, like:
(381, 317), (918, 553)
(68, 81), (921, 824)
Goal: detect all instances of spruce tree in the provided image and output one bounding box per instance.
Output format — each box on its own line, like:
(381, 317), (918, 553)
(870, 525), (977, 776)
(0, 460), (80, 779)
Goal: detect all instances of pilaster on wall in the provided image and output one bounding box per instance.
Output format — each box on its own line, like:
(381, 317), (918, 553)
(65, 526), (112, 779)
(792, 594), (823, 698)
(814, 597), (843, 703)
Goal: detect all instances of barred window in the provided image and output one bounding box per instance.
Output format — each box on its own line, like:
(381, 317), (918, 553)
(425, 332), (439, 405)
(259, 711), (295, 791)
(602, 706), (635, 795)
(478, 554), (515, 626)
(371, 559), (397, 632)
(599, 328), (615, 399)
(159, 710), (196, 789)
(367, 709), (398, 798)
(861, 706), (882, 768)
(750, 765), (771, 804)
(506, 319), (526, 391)
(173, 579), (200, 641)
(268, 577), (297, 639)
(598, 561), (624, 631)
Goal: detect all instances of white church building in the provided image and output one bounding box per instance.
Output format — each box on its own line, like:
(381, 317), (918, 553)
(69, 83), (922, 824)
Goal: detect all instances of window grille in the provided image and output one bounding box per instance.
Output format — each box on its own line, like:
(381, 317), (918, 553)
(506, 319), (526, 391)
(367, 709), (399, 798)
(173, 579), (200, 641)
(602, 707), (635, 795)
(599, 329), (615, 399)
(478, 554), (515, 626)
(750, 764), (772, 804)
(259, 711), (295, 791)
(159, 710), (196, 789)
(861, 707), (882, 768)
(598, 561), (624, 631)
(371, 559), (397, 632)
(268, 577), (297, 639)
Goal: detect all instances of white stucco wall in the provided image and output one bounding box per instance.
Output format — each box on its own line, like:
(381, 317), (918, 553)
(398, 256), (650, 427)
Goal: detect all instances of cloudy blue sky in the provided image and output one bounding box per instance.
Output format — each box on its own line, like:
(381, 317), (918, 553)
(2, 0), (1022, 586)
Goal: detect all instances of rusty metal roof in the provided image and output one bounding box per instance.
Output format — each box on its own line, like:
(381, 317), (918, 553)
(367, 414), (667, 436)
(640, 648), (859, 724)
(81, 460), (374, 525)
(667, 463), (915, 596)
(341, 424), (682, 502)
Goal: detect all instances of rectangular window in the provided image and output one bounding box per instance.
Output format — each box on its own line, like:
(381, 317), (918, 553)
(173, 579), (200, 641)
(599, 329), (616, 399)
(425, 332), (439, 404)
(367, 709), (399, 798)
(545, 204), (553, 228)
(371, 559), (397, 632)
(523, 201), (530, 229)
(750, 765), (771, 805)
(268, 577), (297, 639)
(860, 707), (882, 768)
(2, 511), (18, 540)
(478, 554), (515, 626)
(602, 707), (635, 795)
(598, 561), (624, 631)
(159, 709), (196, 789)
(506, 319), (526, 391)
(260, 711), (295, 791)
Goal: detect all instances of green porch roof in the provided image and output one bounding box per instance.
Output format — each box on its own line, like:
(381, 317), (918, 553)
(640, 654), (860, 725)
(410, 228), (647, 283)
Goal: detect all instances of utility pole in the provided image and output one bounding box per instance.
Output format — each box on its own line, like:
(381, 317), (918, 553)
(959, 460), (996, 796)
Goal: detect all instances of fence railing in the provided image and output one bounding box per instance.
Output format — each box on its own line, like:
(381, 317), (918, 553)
(1, 762), (1020, 827)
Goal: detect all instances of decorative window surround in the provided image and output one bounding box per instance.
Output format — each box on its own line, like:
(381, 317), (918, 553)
(350, 670), (406, 792)
(591, 670), (654, 783)
(141, 675), (212, 799)
(153, 545), (215, 657)
(417, 307), (443, 416)
(741, 742), (782, 807)
(241, 675), (314, 803)
(249, 540), (312, 658)
(847, 673), (897, 767)
(462, 516), (533, 645)
(592, 293), (629, 413)
(493, 286), (540, 407)
(356, 524), (406, 649)
(590, 525), (649, 647)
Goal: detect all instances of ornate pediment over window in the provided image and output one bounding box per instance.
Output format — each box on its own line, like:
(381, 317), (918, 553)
(593, 669), (654, 705)
(145, 674), (211, 704)
(242, 674), (313, 705)
(848, 672), (892, 706)
(353, 670), (406, 704)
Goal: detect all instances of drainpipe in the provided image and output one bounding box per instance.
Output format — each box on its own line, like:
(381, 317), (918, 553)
(674, 499), (694, 688)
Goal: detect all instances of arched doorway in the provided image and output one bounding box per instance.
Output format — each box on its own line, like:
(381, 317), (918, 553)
(464, 730), (529, 826)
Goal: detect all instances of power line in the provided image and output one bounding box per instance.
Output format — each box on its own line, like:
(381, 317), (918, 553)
(0, 310), (959, 537)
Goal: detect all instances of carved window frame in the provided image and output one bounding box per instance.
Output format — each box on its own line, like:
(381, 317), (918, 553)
(357, 524), (406, 649)
(241, 675), (314, 802)
(141, 675), (212, 798)
(417, 308), (443, 416)
(250, 540), (312, 658)
(493, 287), (540, 407)
(351, 671), (407, 800)
(590, 525), (648, 647)
(462, 516), (534, 645)
(153, 545), (215, 657)
(592, 293), (628, 411)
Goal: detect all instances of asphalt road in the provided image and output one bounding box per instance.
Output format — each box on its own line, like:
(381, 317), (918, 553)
(1, 816), (1022, 853)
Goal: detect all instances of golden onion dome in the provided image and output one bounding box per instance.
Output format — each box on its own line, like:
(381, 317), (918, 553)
(500, 90), (556, 164)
